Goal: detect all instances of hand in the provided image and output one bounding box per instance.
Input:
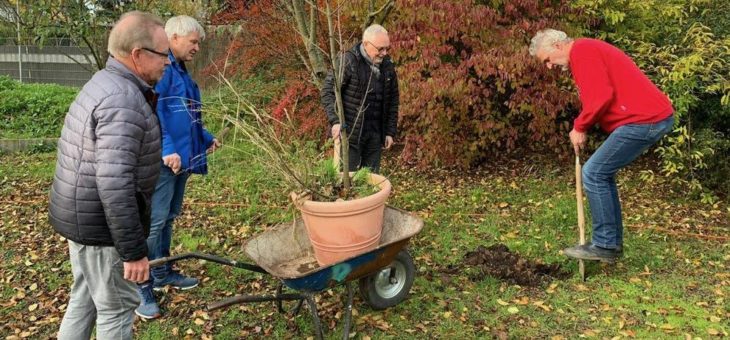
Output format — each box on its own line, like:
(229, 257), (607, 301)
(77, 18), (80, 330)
(162, 153), (182, 174)
(123, 257), (149, 283)
(331, 124), (341, 139)
(384, 135), (394, 150)
(207, 138), (221, 154)
(569, 129), (587, 154)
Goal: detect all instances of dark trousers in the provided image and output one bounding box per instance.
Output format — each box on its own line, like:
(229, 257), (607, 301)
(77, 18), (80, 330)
(348, 129), (383, 173)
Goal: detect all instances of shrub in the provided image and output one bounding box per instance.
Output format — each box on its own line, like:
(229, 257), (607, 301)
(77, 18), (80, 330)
(269, 80), (327, 143)
(389, 0), (583, 168)
(0, 78), (78, 138)
(695, 129), (730, 199)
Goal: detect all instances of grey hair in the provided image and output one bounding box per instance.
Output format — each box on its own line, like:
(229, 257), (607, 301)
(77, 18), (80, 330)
(108, 11), (164, 58)
(165, 15), (206, 40)
(362, 24), (388, 42)
(529, 29), (573, 56)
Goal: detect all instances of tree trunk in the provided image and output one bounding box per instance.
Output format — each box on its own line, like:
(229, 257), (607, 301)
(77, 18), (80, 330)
(287, 0), (327, 88)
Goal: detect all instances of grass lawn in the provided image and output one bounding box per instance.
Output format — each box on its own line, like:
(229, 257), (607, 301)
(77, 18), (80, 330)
(0, 145), (728, 339)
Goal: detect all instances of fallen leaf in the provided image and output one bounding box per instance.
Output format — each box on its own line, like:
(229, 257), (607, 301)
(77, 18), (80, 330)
(496, 299), (509, 306)
(583, 329), (598, 336)
(514, 297), (529, 305)
(660, 324), (675, 330)
(507, 307), (519, 314)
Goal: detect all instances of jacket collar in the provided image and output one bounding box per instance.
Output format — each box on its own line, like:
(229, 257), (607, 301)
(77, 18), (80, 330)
(105, 56), (153, 92)
(167, 51), (188, 73)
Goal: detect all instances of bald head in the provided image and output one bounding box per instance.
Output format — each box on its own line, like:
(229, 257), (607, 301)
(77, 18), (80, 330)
(108, 11), (165, 58)
(107, 11), (170, 85)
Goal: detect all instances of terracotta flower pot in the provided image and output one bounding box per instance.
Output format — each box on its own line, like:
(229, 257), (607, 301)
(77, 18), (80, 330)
(295, 173), (391, 266)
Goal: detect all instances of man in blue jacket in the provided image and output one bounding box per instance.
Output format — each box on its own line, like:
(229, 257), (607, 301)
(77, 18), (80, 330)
(136, 15), (220, 319)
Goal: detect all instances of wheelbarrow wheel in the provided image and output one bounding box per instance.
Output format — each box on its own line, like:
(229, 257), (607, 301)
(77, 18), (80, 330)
(358, 249), (415, 310)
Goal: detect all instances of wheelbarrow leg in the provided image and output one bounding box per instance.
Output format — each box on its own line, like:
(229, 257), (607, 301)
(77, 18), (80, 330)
(342, 281), (355, 340)
(304, 293), (323, 340)
(276, 283), (304, 316)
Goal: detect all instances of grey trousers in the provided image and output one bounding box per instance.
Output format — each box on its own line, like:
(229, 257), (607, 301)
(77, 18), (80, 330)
(57, 240), (140, 340)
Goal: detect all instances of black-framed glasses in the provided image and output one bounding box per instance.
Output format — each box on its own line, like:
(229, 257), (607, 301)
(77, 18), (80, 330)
(141, 47), (169, 58)
(366, 41), (390, 54)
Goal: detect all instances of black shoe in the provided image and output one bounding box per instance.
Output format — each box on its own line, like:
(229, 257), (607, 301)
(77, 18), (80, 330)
(563, 243), (622, 263)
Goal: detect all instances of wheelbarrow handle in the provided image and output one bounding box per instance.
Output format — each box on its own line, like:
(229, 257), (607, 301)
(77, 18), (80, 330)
(148, 252), (268, 274)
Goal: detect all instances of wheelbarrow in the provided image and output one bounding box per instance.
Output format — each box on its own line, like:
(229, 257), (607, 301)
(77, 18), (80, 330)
(148, 206), (423, 339)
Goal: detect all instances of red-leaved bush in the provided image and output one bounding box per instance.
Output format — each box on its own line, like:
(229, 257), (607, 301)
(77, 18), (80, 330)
(270, 79), (327, 142)
(390, 0), (583, 167)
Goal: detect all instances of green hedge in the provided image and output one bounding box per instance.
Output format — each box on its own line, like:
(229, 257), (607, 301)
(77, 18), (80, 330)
(0, 76), (78, 138)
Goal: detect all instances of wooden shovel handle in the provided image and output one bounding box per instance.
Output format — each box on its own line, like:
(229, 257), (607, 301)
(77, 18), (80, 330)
(576, 153), (587, 281)
(575, 154), (586, 246)
(333, 137), (341, 172)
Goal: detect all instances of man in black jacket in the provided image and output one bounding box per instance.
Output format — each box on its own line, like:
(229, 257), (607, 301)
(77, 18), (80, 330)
(321, 24), (399, 173)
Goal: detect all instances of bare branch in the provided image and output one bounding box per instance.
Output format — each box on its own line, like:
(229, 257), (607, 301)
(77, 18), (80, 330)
(362, 0), (394, 29)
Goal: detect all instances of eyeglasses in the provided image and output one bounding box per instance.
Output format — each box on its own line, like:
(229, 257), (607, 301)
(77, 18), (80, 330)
(141, 47), (169, 58)
(366, 41), (390, 54)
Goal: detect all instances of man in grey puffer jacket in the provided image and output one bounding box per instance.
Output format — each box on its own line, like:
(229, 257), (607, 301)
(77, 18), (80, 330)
(48, 11), (170, 339)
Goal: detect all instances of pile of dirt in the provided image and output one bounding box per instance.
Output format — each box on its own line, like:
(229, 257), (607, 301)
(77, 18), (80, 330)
(458, 244), (569, 286)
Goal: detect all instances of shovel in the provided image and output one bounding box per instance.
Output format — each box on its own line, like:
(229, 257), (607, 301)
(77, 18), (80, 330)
(575, 152), (586, 281)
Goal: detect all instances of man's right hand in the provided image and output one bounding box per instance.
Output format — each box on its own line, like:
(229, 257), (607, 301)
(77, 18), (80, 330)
(331, 124), (341, 139)
(123, 257), (149, 283)
(162, 153), (182, 174)
(569, 129), (586, 155)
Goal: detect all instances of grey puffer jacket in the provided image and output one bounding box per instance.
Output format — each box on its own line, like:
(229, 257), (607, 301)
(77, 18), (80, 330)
(49, 57), (161, 262)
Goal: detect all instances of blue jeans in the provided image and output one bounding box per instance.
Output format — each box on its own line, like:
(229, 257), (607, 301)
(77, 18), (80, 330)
(583, 115), (674, 249)
(147, 166), (189, 281)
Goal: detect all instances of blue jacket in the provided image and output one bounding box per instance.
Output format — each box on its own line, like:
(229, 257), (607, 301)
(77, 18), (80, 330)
(155, 52), (214, 174)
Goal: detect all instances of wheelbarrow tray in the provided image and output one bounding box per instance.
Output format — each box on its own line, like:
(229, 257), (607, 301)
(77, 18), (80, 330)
(243, 206), (423, 292)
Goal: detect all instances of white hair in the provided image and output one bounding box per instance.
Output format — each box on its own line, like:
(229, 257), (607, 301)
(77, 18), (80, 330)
(529, 28), (572, 56)
(362, 24), (388, 42)
(165, 15), (206, 40)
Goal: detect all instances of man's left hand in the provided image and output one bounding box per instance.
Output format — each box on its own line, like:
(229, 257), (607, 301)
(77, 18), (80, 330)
(207, 138), (221, 154)
(569, 129), (586, 154)
(384, 136), (394, 150)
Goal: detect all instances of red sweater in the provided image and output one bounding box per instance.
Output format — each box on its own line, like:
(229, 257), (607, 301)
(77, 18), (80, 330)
(569, 38), (673, 133)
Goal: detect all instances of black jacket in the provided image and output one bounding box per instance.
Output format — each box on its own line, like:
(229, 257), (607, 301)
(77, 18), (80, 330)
(321, 43), (399, 144)
(48, 57), (161, 261)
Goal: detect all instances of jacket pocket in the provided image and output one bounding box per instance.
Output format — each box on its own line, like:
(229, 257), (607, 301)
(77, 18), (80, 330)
(135, 192), (151, 230)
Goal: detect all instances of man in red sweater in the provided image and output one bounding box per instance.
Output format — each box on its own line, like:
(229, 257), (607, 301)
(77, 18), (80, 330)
(529, 29), (674, 261)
